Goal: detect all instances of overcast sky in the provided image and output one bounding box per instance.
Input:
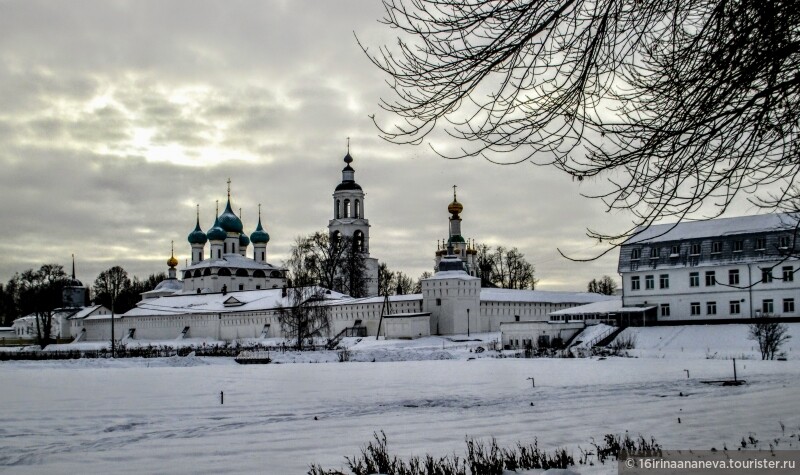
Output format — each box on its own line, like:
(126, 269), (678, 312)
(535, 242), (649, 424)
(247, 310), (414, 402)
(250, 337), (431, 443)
(0, 0), (690, 291)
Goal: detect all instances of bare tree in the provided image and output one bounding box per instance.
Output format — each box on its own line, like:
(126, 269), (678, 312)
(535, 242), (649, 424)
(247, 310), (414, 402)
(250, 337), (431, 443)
(475, 244), (538, 289)
(413, 271), (433, 293)
(362, 0), (800, 251)
(588, 275), (618, 295)
(394, 271), (415, 295)
(93, 266), (130, 356)
(290, 232), (368, 297)
(378, 262), (394, 296)
(276, 286), (331, 351)
(748, 320), (791, 360)
(378, 263), (416, 295)
(14, 265), (69, 348)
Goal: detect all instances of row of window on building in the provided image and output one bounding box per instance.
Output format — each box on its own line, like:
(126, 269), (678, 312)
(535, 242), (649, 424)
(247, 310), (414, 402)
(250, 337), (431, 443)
(631, 266), (796, 290)
(630, 236), (793, 261)
(657, 298), (795, 317)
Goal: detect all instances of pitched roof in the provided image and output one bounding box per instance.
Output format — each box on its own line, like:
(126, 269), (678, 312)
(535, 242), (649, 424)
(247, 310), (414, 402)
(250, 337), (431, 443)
(625, 213), (798, 244)
(122, 287), (350, 317)
(480, 288), (616, 304)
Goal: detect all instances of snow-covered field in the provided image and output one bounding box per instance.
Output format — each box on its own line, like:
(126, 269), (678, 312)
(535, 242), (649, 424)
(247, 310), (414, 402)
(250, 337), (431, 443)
(2, 325), (799, 474)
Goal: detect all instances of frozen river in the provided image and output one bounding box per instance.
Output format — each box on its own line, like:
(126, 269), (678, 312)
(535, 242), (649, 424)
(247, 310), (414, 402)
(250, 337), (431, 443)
(2, 356), (799, 474)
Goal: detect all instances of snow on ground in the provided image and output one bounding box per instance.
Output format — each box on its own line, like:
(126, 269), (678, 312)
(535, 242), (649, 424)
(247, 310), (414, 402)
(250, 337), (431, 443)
(569, 324), (616, 349)
(614, 323), (800, 360)
(1, 325), (799, 474)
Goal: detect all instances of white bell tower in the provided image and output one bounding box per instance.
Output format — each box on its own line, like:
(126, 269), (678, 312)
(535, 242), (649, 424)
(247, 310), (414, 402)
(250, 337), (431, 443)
(328, 142), (379, 295)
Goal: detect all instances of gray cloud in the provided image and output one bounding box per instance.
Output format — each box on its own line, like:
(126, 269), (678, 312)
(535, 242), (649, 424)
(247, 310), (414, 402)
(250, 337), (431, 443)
(0, 0), (646, 292)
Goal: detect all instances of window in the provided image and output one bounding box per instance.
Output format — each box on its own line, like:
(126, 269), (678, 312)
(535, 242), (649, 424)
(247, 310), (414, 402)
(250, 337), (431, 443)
(728, 269), (740, 285)
(670, 245), (680, 256)
(631, 276), (640, 290)
(436, 298), (441, 306)
(645, 275), (654, 290)
(690, 302), (701, 316)
(707, 301), (717, 315)
(762, 299), (774, 314)
(779, 236), (791, 248)
(630, 248), (641, 260)
(354, 199), (361, 218)
(515, 315), (520, 322)
(730, 301), (741, 314)
(783, 299), (795, 313)
(733, 240), (743, 252)
(649, 247), (659, 259)
(660, 304), (670, 317)
(755, 237), (766, 250)
(659, 274), (669, 289)
(689, 272), (700, 287)
(705, 271), (716, 286)
(782, 266), (794, 282)
(761, 268), (773, 283)
(238, 284), (244, 291)
(343, 199), (351, 218)
(711, 241), (722, 254)
(690, 243), (701, 256)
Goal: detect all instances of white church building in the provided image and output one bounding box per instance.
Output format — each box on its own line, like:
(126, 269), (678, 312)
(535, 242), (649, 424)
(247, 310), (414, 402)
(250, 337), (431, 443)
(80, 149), (613, 344)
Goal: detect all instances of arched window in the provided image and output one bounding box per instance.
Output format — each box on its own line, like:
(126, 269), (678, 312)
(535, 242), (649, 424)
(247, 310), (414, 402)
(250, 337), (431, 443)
(270, 270), (283, 278)
(193, 269), (202, 278)
(353, 230), (364, 252)
(344, 199), (351, 218)
(355, 199), (361, 218)
(217, 268), (231, 276)
(253, 270), (266, 278)
(235, 269), (249, 277)
(335, 199), (340, 219)
(183, 271), (192, 279)
(203, 268), (212, 276)
(331, 230), (341, 244)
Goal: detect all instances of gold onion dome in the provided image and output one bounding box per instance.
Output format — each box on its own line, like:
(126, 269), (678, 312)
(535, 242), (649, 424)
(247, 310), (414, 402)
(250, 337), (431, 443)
(448, 199), (463, 215)
(167, 242), (178, 268)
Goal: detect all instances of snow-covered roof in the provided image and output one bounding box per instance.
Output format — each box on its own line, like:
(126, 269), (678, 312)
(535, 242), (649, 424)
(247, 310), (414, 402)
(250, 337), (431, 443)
(425, 271), (479, 281)
(84, 312), (124, 321)
(153, 278), (183, 292)
(325, 293), (423, 307)
(68, 305), (108, 320)
(384, 312), (430, 319)
(480, 288), (616, 305)
(122, 287), (350, 317)
(549, 298), (655, 316)
(625, 213), (798, 244)
(140, 278), (184, 299)
(182, 253), (284, 271)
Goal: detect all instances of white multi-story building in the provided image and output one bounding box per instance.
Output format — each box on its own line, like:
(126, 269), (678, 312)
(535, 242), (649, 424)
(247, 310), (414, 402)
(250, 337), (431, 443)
(619, 213), (799, 323)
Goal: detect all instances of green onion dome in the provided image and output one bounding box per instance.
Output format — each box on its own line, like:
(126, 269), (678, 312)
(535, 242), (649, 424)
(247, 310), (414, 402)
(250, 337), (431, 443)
(250, 217), (270, 244)
(218, 198), (243, 233)
(239, 233), (250, 248)
(207, 215), (227, 241)
(187, 217), (208, 245)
